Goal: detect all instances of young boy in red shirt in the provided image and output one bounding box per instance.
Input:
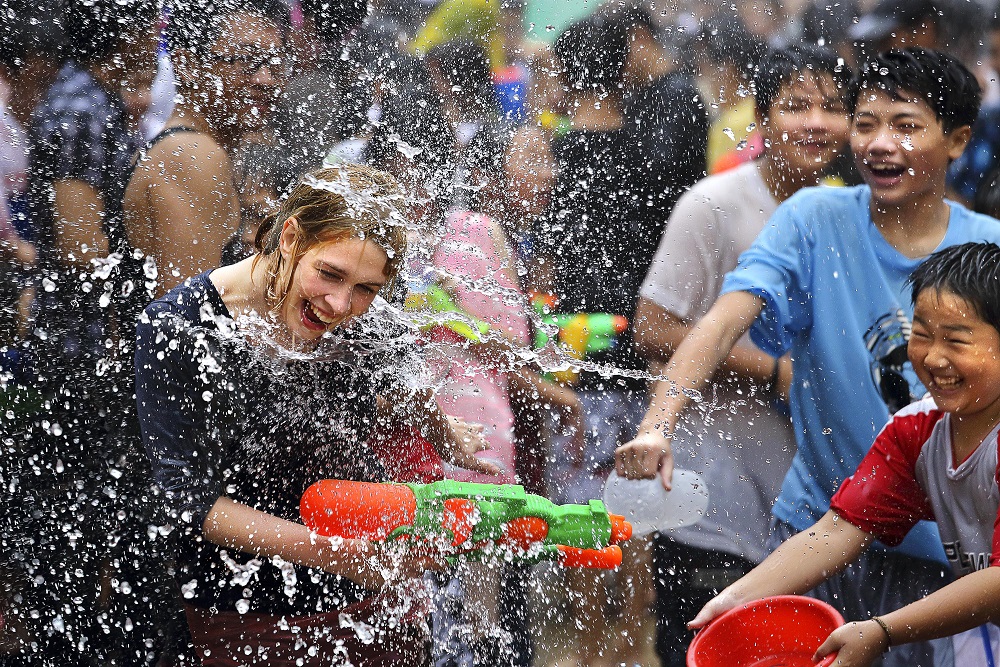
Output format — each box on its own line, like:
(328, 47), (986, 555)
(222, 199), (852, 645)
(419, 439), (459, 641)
(692, 242), (1000, 666)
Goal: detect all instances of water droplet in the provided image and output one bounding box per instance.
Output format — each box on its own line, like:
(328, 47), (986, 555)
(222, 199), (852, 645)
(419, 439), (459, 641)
(41, 277), (55, 292)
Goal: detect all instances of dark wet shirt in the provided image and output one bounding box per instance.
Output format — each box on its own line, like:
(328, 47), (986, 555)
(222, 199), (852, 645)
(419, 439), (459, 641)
(135, 273), (391, 614)
(28, 61), (140, 381)
(535, 129), (669, 390)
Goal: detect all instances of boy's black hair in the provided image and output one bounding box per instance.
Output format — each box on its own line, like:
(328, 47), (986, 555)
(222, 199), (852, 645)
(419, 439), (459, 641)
(63, 0), (159, 64)
(554, 14), (628, 94)
(909, 242), (1000, 332)
(752, 44), (851, 116)
(167, 0), (290, 55)
(849, 47), (981, 134)
(425, 39), (499, 118)
(299, 0), (368, 46)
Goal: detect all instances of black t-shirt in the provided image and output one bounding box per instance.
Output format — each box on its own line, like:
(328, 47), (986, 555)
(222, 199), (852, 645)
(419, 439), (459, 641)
(535, 129), (665, 389)
(622, 70), (708, 208)
(135, 272), (392, 614)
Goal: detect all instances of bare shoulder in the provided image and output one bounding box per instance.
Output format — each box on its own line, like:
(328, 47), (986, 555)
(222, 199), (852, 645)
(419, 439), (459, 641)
(133, 130), (234, 185)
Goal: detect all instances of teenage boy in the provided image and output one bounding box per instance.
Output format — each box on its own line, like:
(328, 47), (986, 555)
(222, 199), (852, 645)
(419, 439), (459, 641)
(616, 47), (1000, 667)
(636, 44), (851, 666)
(692, 242), (1000, 667)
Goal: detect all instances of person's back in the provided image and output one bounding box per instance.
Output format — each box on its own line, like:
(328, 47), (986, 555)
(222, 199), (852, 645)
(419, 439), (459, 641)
(617, 47), (1000, 667)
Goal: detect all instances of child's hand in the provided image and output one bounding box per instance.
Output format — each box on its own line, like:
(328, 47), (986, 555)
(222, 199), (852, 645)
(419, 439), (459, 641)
(442, 416), (502, 476)
(813, 620), (889, 667)
(687, 590), (741, 629)
(615, 428), (674, 490)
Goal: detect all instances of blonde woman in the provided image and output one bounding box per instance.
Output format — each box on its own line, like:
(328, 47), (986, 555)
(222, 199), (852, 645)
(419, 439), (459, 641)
(136, 165), (493, 666)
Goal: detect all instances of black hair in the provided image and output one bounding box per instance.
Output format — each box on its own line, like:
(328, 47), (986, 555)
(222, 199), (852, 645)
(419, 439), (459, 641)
(752, 44), (851, 115)
(167, 0), (290, 54)
(975, 166), (1000, 220)
(696, 13), (766, 79)
(909, 242), (1000, 332)
(299, 0), (368, 46)
(0, 0), (65, 71)
(425, 39), (499, 118)
(365, 58), (456, 191)
(63, 0), (159, 64)
(554, 14), (628, 94)
(849, 47), (981, 134)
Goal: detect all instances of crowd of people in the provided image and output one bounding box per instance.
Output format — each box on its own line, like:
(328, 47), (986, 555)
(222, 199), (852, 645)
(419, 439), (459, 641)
(3, 0), (1000, 666)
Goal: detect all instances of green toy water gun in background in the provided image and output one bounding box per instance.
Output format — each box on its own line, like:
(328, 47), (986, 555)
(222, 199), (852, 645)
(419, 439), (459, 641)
(404, 282), (491, 343)
(530, 293), (628, 384)
(300, 479), (632, 569)
(402, 281), (628, 383)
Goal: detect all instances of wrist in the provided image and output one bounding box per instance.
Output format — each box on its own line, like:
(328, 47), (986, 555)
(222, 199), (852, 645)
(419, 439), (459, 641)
(871, 616), (892, 652)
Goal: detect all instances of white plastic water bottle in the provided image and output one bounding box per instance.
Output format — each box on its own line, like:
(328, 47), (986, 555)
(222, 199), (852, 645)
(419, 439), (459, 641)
(602, 469), (710, 536)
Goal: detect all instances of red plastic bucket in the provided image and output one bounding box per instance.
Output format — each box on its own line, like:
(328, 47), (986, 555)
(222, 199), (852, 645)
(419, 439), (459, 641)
(687, 595), (845, 667)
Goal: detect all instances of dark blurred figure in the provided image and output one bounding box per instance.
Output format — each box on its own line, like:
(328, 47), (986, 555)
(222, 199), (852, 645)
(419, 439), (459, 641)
(689, 13), (766, 173)
(11, 2), (160, 664)
(425, 38), (508, 203)
(532, 14), (667, 665)
(221, 142), (294, 266)
(0, 2), (64, 659)
(849, 0), (981, 66)
(275, 0), (369, 178)
(610, 5), (708, 219)
(0, 1), (62, 349)
(947, 7), (1000, 206)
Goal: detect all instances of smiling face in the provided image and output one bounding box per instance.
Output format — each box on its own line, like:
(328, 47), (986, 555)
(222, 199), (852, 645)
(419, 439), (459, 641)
(909, 288), (1000, 428)
(850, 89), (970, 209)
(202, 11), (286, 135)
(277, 220), (389, 344)
(759, 72), (850, 178)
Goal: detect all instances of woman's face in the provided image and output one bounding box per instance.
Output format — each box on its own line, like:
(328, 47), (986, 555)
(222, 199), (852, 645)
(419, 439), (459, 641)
(277, 220), (389, 343)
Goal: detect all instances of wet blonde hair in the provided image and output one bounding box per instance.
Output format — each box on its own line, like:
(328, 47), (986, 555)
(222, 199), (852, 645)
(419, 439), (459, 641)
(253, 164), (408, 308)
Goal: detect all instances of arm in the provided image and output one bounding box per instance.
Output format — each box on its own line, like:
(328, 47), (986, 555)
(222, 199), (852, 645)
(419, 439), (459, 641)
(379, 386), (500, 476)
(202, 496), (443, 589)
(131, 137), (240, 296)
(814, 567), (1000, 667)
(690, 511), (872, 628)
(634, 296), (791, 396)
(52, 178), (109, 271)
(615, 289), (765, 488)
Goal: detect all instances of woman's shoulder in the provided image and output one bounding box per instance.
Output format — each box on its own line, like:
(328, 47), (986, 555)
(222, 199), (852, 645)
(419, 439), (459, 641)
(144, 272), (223, 321)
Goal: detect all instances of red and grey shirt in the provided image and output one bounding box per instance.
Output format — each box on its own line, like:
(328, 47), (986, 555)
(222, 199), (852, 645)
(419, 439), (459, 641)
(831, 397), (1000, 578)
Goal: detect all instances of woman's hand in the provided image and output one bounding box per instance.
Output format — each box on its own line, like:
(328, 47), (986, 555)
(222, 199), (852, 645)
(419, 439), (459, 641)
(814, 621), (888, 667)
(329, 537), (449, 590)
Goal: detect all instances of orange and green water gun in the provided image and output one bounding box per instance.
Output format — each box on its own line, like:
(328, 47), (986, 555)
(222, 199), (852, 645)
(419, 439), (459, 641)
(300, 479), (632, 569)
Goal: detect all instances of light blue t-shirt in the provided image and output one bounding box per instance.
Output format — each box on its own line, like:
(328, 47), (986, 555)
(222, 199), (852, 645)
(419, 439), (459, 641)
(721, 185), (1000, 563)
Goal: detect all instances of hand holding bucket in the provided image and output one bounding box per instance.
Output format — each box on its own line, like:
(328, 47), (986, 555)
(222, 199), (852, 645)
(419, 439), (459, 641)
(687, 595), (844, 667)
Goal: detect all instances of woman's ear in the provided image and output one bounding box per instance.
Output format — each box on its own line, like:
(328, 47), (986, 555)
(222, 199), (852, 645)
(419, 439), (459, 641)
(278, 216), (299, 260)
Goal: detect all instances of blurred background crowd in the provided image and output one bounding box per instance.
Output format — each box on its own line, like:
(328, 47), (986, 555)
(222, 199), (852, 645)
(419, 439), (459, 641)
(2, 0), (1000, 666)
